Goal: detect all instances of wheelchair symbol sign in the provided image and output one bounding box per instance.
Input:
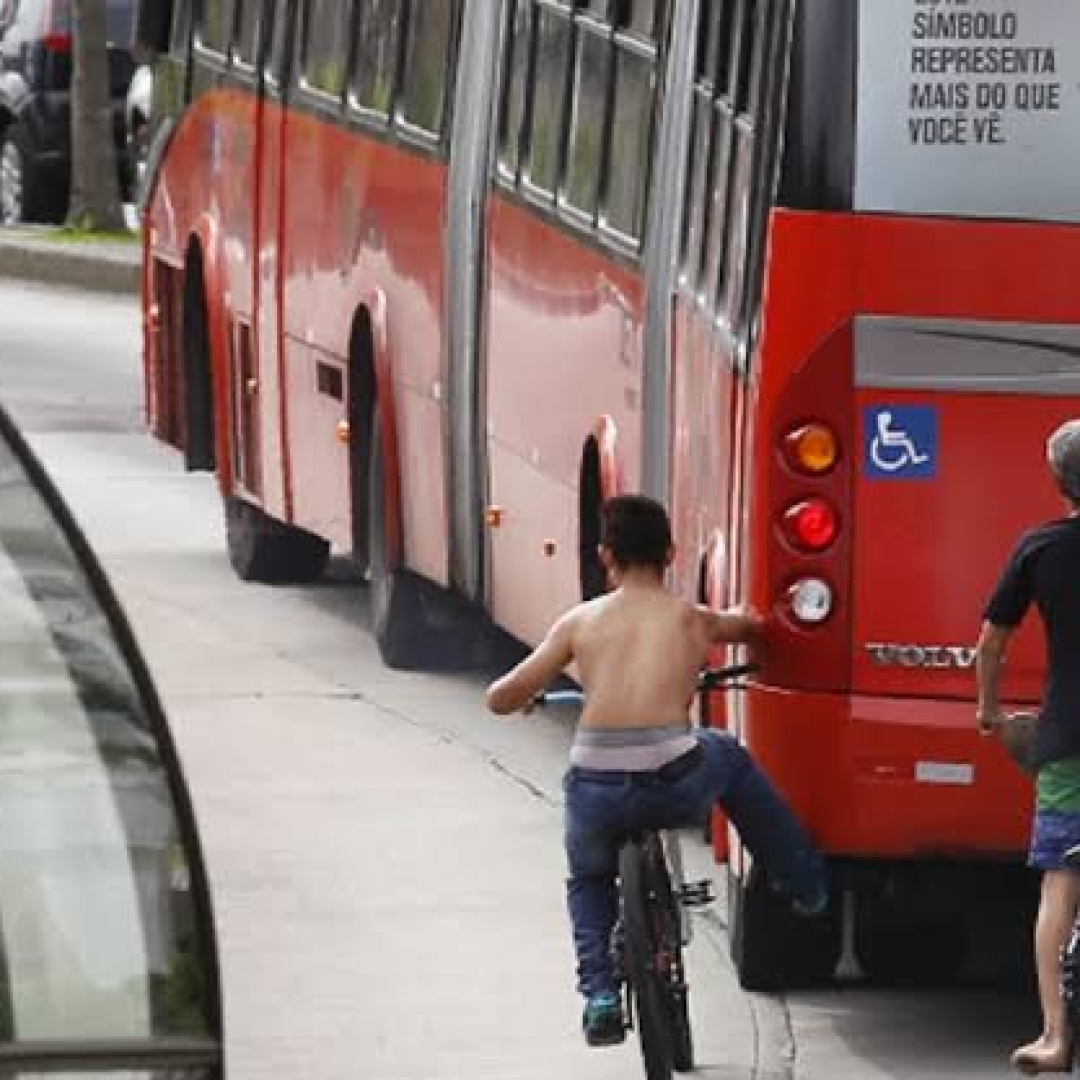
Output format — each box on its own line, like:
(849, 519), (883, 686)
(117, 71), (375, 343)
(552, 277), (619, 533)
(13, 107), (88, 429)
(864, 406), (937, 479)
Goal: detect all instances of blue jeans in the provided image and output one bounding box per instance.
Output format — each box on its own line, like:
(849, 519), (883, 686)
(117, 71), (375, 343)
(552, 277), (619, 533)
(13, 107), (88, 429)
(563, 728), (826, 997)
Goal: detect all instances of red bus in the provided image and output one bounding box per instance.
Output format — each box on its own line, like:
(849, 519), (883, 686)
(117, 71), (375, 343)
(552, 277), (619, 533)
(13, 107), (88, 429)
(135, 0), (1077, 988)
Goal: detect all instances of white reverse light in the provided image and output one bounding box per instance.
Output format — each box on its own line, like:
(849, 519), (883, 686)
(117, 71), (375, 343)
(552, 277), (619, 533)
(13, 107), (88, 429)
(788, 578), (833, 625)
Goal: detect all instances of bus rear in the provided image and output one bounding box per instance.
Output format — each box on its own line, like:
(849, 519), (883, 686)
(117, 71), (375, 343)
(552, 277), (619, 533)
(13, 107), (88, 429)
(728, 0), (1080, 986)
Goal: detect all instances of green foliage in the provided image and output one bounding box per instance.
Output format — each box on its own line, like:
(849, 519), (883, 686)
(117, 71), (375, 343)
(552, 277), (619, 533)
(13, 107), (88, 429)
(310, 59), (347, 97)
(48, 226), (139, 243)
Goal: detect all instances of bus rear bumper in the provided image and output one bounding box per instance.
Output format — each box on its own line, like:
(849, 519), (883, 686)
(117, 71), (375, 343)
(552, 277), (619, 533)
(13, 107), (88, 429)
(741, 686), (1032, 860)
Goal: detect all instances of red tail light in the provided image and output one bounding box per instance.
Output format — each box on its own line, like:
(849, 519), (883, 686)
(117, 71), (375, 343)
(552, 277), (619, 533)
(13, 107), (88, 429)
(782, 498), (838, 552)
(43, 32), (73, 53)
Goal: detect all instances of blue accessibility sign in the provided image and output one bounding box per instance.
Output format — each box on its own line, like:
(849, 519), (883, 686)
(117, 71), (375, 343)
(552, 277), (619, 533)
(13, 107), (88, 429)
(864, 405), (938, 479)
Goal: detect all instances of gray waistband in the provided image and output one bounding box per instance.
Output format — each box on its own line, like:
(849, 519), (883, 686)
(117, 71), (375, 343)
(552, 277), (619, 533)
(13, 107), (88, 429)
(570, 725), (697, 771)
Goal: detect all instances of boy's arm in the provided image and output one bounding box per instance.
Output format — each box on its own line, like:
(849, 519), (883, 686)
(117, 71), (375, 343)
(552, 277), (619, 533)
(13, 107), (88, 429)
(700, 605), (764, 646)
(976, 533), (1033, 731)
(975, 621), (1014, 732)
(485, 613), (577, 715)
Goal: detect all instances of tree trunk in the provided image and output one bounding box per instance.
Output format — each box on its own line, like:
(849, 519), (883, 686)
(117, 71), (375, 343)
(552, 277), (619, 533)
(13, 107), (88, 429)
(67, 0), (126, 231)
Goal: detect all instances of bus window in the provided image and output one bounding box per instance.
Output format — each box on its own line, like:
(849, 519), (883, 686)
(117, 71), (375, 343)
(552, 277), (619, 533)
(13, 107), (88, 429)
(717, 120), (753, 327)
(601, 33), (656, 244)
(171, 0), (193, 56)
(680, 3), (726, 293)
(680, 95), (712, 291)
(708, 0), (751, 248)
(352, 0), (404, 120)
(742, 0), (772, 120)
(561, 10), (611, 221)
(265, 0), (292, 87)
(714, 0), (736, 90)
(699, 95), (734, 307)
(496, 0), (660, 252)
(729, 0), (755, 110)
(302, 0), (352, 100)
(399, 0), (458, 137)
(196, 0), (232, 55)
(497, 0), (534, 184)
(718, 0), (774, 332)
(233, 0), (259, 67)
(623, 0), (667, 40)
(523, 1), (573, 201)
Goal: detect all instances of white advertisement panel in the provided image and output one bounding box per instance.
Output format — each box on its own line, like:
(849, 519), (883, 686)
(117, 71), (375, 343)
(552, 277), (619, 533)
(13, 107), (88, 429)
(856, 0), (1080, 220)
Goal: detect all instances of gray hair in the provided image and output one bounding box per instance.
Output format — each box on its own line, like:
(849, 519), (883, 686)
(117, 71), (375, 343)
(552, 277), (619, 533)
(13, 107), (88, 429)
(1047, 420), (1080, 500)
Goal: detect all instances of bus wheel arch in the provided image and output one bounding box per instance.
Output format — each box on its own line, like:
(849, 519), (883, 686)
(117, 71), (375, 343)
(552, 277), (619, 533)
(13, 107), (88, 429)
(347, 306), (378, 571)
(578, 415), (620, 600)
(348, 295), (438, 670)
(701, 531), (729, 611)
(181, 239), (217, 474)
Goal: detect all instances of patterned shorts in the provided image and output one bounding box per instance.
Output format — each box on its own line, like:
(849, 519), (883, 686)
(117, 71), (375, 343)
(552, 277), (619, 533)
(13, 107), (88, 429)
(1030, 756), (1080, 871)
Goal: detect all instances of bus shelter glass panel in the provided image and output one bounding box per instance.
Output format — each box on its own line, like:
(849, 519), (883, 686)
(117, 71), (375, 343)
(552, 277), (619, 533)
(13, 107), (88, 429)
(0, 407), (220, 1071)
(6, 1074), (214, 1079)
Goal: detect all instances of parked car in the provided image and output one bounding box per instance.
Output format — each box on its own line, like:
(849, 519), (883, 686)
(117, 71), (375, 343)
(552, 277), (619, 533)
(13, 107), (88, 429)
(0, 0), (137, 224)
(125, 59), (151, 188)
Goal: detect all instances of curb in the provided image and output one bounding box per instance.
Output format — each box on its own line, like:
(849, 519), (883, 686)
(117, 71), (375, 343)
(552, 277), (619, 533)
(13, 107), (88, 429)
(0, 233), (141, 295)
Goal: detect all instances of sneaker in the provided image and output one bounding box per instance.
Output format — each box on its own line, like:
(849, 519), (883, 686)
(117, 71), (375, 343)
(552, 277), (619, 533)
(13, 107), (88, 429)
(768, 871), (829, 917)
(791, 882), (829, 917)
(774, 857), (829, 917)
(582, 991), (625, 1047)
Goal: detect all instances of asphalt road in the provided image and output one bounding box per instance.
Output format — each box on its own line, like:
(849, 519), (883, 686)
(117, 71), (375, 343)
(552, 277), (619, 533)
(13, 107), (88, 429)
(0, 279), (1043, 1079)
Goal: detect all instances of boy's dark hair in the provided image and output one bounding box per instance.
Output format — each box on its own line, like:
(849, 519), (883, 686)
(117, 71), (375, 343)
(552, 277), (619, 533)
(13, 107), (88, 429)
(601, 495), (672, 570)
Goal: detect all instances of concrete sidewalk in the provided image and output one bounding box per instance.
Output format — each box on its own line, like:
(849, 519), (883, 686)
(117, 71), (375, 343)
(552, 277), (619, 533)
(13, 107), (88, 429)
(0, 226), (141, 294)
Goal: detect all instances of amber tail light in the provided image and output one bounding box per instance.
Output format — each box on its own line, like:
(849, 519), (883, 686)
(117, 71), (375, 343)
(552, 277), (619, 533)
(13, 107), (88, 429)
(783, 422), (839, 476)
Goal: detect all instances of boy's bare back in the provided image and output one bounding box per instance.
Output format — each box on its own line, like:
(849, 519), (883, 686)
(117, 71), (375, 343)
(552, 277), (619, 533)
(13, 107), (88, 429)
(485, 577), (757, 722)
(570, 585), (746, 728)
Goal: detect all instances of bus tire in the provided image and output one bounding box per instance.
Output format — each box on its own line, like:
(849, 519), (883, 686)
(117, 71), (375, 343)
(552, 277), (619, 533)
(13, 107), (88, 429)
(853, 909), (966, 985)
(728, 864), (839, 990)
(224, 496), (330, 584)
(367, 411), (437, 670)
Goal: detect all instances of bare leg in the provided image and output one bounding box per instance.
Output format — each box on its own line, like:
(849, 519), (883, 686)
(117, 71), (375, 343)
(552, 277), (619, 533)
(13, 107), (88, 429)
(1039, 872), (1080, 1043)
(1013, 870), (1080, 1074)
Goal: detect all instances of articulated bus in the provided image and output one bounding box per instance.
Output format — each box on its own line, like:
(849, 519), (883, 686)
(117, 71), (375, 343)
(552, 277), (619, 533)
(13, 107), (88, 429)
(135, 0), (1080, 987)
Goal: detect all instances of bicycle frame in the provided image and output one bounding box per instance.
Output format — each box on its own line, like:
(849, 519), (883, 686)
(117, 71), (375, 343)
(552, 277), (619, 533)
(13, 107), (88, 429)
(662, 830), (694, 948)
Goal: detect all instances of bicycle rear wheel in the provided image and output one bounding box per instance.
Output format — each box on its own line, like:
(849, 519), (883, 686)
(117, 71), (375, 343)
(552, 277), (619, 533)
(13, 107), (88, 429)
(620, 840), (674, 1080)
(652, 839), (693, 1073)
(1064, 917), (1080, 1026)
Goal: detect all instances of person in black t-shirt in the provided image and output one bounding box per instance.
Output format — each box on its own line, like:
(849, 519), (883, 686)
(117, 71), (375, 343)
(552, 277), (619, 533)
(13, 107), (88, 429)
(978, 419), (1080, 1075)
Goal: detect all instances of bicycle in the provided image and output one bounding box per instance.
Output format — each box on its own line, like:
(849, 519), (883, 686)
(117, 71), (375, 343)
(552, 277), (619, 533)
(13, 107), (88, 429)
(537, 663), (757, 1080)
(1061, 846), (1080, 1056)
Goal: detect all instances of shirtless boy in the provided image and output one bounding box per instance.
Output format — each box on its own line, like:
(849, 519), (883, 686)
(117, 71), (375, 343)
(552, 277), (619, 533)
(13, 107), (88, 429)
(486, 494), (827, 1046)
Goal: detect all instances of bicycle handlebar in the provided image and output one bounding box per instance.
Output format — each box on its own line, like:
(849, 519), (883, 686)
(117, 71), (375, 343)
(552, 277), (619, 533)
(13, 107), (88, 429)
(531, 662), (760, 711)
(539, 690), (587, 707)
(695, 662), (760, 691)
